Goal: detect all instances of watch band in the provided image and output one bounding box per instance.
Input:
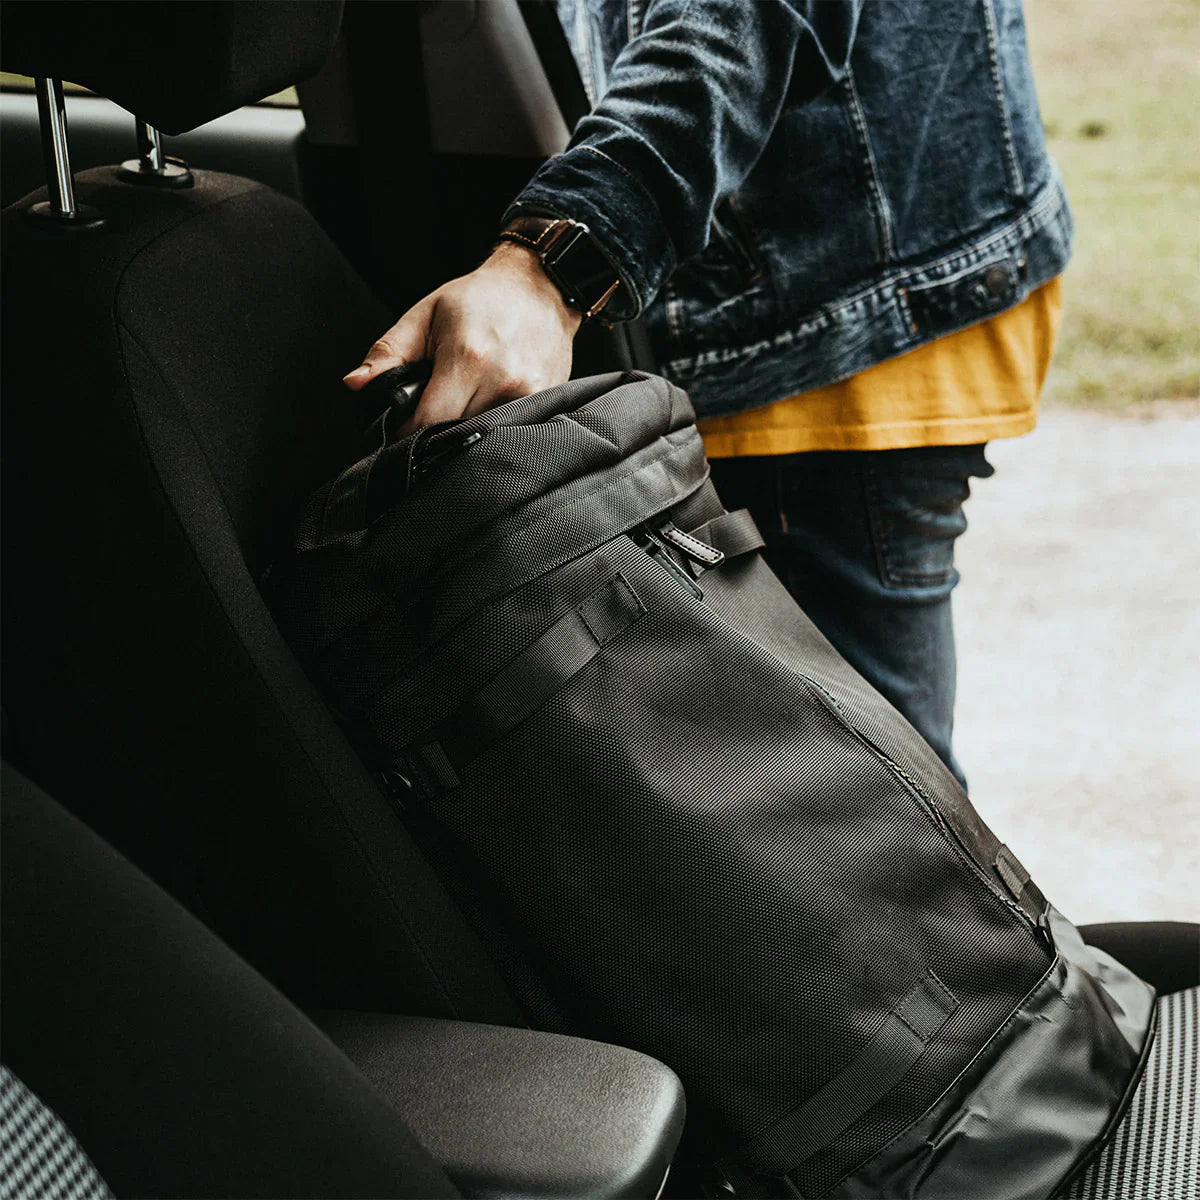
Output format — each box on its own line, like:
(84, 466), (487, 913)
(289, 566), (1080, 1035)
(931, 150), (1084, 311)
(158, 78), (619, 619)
(498, 215), (631, 322)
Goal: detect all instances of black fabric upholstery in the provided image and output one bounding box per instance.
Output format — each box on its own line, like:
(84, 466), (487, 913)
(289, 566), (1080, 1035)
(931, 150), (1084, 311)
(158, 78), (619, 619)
(0, 1066), (112, 1200)
(1080, 922), (1200, 996)
(0, 1), (342, 135)
(1062, 986), (1199, 1200)
(318, 1011), (685, 1199)
(0, 763), (457, 1200)
(1, 166), (520, 1022)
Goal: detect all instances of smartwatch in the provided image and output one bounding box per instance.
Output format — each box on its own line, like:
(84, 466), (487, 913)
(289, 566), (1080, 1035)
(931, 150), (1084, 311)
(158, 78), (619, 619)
(497, 215), (634, 323)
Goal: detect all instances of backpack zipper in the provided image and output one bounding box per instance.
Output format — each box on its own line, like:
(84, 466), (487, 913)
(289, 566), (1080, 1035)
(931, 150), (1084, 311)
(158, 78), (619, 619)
(798, 674), (1050, 947)
(632, 524), (704, 598)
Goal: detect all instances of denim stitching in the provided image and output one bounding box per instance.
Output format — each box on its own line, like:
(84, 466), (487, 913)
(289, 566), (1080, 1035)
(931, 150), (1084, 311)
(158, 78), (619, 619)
(845, 67), (896, 261)
(574, 0), (597, 107)
(665, 280), (685, 342)
(862, 462), (895, 588)
(579, 144), (674, 237)
(627, 0), (643, 41)
(664, 175), (1064, 373)
(724, 194), (769, 287)
(981, 0), (1026, 198)
(896, 285), (918, 336)
(905, 255), (1011, 294)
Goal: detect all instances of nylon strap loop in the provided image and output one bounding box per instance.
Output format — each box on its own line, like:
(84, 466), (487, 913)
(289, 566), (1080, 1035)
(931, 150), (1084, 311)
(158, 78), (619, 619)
(724, 970), (959, 1178)
(405, 574), (646, 795)
(995, 844), (1050, 924)
(659, 521), (725, 567)
(688, 508), (766, 562)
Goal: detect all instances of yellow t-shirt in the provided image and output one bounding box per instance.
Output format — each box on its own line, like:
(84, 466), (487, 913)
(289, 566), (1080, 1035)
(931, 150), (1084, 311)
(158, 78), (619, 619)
(698, 277), (1063, 457)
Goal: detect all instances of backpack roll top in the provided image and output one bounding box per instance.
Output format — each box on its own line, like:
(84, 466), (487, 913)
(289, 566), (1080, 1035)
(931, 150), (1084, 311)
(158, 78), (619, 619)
(269, 371), (709, 707)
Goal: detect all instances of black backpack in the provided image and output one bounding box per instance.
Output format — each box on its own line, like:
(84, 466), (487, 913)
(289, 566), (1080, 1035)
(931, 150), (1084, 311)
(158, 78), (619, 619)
(267, 370), (1155, 1198)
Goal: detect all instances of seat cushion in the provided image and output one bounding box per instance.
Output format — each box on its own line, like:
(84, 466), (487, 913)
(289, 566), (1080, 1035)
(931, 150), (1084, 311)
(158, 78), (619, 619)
(0, 1066), (111, 1200)
(1, 764), (456, 1199)
(1063, 986), (1198, 1200)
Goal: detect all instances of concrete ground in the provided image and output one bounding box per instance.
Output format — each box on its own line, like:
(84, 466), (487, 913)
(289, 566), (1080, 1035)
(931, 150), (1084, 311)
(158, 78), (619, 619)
(952, 406), (1200, 925)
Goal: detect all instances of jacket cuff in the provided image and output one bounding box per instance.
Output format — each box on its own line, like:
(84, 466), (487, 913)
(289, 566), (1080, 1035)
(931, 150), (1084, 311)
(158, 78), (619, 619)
(502, 145), (677, 322)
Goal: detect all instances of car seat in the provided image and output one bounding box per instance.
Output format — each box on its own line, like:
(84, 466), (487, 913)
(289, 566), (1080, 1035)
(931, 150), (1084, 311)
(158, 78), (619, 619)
(1, 761), (683, 1198)
(1, 0), (518, 1019)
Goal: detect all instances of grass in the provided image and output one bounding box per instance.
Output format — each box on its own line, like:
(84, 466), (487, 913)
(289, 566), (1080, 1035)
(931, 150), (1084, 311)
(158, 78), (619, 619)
(1025, 0), (1200, 409)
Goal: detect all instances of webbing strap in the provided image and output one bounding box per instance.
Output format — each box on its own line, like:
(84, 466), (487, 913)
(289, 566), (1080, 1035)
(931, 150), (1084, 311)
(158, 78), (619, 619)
(320, 407), (458, 541)
(726, 970), (959, 1178)
(994, 843), (1050, 925)
(688, 508), (765, 562)
(320, 411), (390, 541)
(404, 574), (646, 795)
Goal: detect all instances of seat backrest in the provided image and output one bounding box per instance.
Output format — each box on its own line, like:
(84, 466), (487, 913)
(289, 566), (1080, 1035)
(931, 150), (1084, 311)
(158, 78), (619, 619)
(2, 163), (518, 1021)
(1, 8), (520, 1023)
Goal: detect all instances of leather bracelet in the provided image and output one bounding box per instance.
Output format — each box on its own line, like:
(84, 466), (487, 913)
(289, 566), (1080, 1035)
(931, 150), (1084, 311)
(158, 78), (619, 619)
(497, 215), (630, 323)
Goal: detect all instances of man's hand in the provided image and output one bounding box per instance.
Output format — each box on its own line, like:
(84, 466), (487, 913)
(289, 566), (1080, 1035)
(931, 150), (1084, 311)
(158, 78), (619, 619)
(342, 241), (582, 432)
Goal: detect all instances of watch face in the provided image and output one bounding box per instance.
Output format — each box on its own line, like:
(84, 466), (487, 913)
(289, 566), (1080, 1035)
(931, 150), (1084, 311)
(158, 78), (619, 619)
(550, 228), (621, 312)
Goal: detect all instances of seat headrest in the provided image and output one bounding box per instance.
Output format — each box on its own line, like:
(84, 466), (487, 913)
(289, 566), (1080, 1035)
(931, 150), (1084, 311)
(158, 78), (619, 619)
(0, 1), (343, 135)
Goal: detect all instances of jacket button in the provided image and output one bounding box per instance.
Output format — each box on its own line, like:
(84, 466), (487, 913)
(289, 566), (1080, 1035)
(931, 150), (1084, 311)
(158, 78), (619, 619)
(984, 265), (1010, 297)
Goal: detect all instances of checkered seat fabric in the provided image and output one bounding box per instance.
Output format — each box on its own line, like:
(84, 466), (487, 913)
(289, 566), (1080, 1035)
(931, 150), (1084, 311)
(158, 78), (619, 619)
(1064, 986), (1198, 1200)
(0, 1066), (111, 1200)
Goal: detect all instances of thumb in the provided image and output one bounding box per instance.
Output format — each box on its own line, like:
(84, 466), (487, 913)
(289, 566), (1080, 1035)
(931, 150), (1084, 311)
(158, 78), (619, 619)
(342, 298), (433, 391)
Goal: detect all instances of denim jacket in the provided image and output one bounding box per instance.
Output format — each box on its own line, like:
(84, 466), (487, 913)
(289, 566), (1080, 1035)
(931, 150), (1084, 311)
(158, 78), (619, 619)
(504, 0), (1072, 420)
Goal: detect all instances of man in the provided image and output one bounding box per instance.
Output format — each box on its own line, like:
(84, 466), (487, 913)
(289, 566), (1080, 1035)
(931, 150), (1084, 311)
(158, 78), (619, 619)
(343, 0), (1068, 787)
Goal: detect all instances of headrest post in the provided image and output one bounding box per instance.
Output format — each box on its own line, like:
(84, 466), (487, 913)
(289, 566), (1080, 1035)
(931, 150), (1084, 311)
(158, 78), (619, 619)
(136, 121), (165, 174)
(34, 78), (76, 217)
(117, 118), (194, 189)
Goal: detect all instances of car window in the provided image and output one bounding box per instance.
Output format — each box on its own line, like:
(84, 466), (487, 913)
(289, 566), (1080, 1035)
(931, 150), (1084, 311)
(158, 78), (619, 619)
(0, 72), (298, 107)
(1, 72), (93, 95)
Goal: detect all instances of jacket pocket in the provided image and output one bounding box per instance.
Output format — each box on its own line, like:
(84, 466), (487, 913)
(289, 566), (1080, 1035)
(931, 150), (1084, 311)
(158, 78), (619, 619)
(707, 197), (766, 288)
(673, 196), (768, 304)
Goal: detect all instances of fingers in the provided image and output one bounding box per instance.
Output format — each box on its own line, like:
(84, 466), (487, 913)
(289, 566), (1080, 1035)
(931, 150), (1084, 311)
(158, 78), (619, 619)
(402, 350), (555, 434)
(460, 370), (542, 420)
(399, 354), (481, 435)
(362, 248), (580, 424)
(342, 298), (433, 391)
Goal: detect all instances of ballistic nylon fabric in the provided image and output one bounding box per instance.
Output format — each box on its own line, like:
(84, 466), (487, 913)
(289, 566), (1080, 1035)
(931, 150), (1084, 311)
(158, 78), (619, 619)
(267, 371), (1151, 1196)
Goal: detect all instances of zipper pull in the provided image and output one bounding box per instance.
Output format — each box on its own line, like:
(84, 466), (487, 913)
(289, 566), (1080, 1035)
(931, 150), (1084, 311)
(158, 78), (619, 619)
(410, 427), (489, 485)
(633, 525), (704, 599)
(658, 520), (725, 569)
(376, 763), (414, 810)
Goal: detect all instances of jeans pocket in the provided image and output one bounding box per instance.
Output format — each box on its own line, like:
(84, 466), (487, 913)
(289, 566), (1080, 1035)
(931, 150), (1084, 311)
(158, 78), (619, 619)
(862, 447), (992, 592)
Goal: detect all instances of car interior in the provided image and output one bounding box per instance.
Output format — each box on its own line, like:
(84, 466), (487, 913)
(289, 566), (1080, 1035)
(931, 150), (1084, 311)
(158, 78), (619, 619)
(0, 3), (1194, 1198)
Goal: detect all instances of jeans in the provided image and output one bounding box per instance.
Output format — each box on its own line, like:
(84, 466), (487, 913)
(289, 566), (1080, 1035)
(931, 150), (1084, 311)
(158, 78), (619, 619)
(708, 445), (995, 790)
